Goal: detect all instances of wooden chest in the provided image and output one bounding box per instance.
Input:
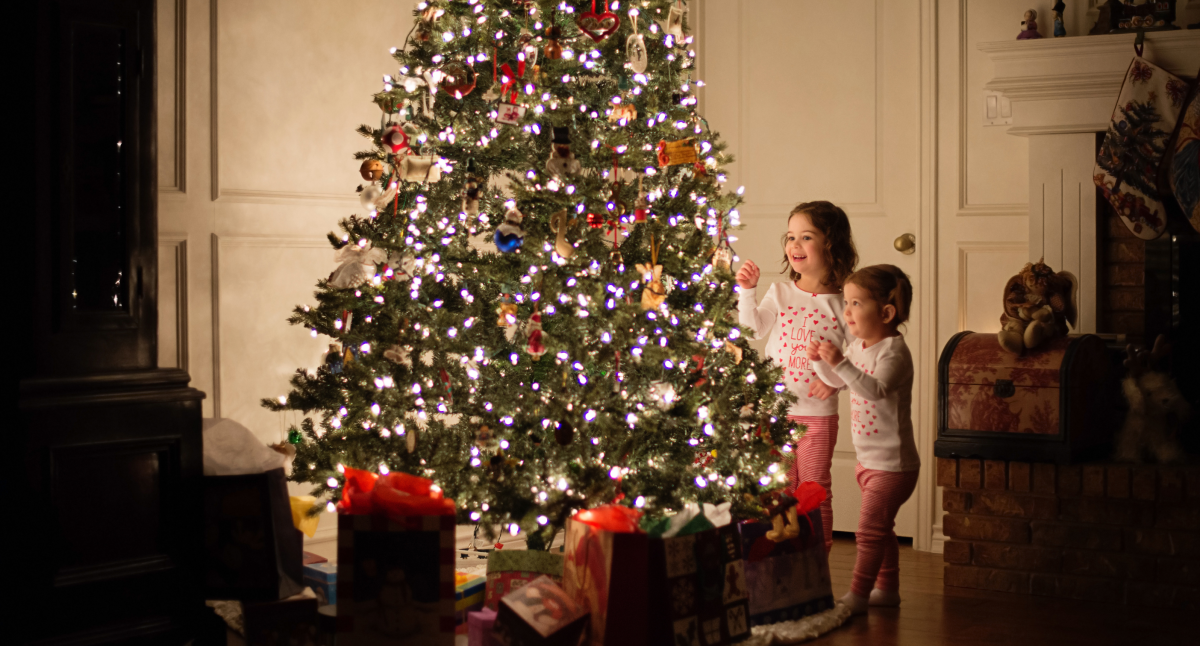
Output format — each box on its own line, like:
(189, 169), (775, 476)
(935, 332), (1117, 464)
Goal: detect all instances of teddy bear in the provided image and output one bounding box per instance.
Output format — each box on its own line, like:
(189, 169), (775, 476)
(1115, 336), (1192, 463)
(996, 258), (1076, 355)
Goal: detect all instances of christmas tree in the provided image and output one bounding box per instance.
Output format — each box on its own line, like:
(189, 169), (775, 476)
(265, 0), (797, 548)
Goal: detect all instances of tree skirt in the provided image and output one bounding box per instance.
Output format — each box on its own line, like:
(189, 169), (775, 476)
(742, 603), (853, 645)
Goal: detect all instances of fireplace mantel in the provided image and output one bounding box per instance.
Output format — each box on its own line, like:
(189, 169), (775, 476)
(980, 31), (1200, 334)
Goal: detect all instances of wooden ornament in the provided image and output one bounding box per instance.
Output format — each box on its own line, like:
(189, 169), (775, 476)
(359, 159), (384, 181)
(637, 235), (665, 311)
(544, 23), (563, 60)
(657, 138), (699, 167)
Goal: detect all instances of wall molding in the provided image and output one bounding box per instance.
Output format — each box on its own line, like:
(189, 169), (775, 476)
(217, 188), (360, 206)
(1007, 123), (1109, 138)
(161, 0), (188, 195)
(955, 241), (1027, 333)
(210, 0), (219, 202)
(160, 233), (189, 371)
(956, 1), (1028, 218)
(211, 234), (332, 418)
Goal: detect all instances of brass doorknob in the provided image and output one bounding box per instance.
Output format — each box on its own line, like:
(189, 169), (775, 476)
(894, 233), (916, 255)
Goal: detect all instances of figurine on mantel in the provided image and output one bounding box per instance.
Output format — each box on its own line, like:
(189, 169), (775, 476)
(1018, 9), (1043, 40)
(1053, 1), (1066, 37)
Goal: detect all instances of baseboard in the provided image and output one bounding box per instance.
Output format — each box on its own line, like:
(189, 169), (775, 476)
(931, 524), (946, 554)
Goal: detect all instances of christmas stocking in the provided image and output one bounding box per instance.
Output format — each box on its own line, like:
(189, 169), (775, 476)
(1094, 56), (1191, 240)
(1161, 79), (1200, 233)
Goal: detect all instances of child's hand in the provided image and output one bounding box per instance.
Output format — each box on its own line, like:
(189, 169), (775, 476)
(818, 341), (844, 367)
(808, 380), (837, 400)
(736, 260), (760, 289)
(806, 340), (822, 361)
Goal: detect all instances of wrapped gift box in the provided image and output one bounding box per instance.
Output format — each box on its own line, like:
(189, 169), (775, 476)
(737, 509), (834, 626)
(456, 571), (487, 633)
(485, 550), (564, 610)
(646, 523), (750, 646)
(492, 575), (590, 646)
(304, 561), (338, 607)
(469, 607), (498, 646)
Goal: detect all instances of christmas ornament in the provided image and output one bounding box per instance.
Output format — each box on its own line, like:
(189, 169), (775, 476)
(438, 61), (477, 99)
(287, 428), (303, 444)
(494, 206), (526, 253)
(360, 158), (384, 181)
(324, 344), (345, 374)
(496, 102), (527, 126)
(463, 159), (482, 217)
(359, 183), (384, 211)
(1094, 56), (1188, 239)
(546, 127), (581, 178)
(586, 212), (605, 229)
(626, 19), (648, 74)
(476, 424), (496, 447)
(1163, 81), (1199, 232)
(386, 251), (416, 281)
(383, 343), (411, 364)
(713, 246), (733, 272)
(407, 425), (416, 453)
(550, 210), (576, 259)
(725, 340), (743, 364)
(497, 301), (518, 328)
(608, 99), (637, 124)
(554, 420), (574, 446)
(637, 235), (665, 310)
(381, 123), (411, 155)
(634, 176), (650, 222)
(657, 138), (698, 167)
(415, 4), (439, 42)
(660, 0), (685, 40)
(544, 16), (563, 60)
(398, 154), (443, 182)
(648, 381), (676, 410)
(525, 312), (547, 360)
(329, 242), (386, 289)
(518, 28), (539, 68)
(575, 1), (620, 43)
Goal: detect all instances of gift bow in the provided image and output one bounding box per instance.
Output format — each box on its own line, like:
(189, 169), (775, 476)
(339, 467), (455, 516)
(573, 504), (644, 533)
(499, 60), (526, 103)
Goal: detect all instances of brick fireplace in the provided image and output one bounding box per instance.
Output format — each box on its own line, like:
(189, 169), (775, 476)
(938, 457), (1199, 610)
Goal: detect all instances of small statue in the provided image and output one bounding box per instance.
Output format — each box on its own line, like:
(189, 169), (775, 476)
(1018, 9), (1043, 40)
(1053, 1), (1066, 37)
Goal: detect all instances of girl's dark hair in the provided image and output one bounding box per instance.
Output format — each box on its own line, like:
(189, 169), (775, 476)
(845, 264), (913, 329)
(780, 201), (858, 289)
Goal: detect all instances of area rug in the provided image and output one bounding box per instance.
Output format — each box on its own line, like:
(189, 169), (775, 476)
(742, 603), (853, 645)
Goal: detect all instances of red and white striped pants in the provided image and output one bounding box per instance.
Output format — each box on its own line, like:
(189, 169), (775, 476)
(851, 464), (919, 597)
(787, 415), (838, 553)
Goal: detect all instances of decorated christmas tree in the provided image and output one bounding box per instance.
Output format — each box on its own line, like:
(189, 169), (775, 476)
(1097, 98), (1170, 196)
(265, 0), (797, 548)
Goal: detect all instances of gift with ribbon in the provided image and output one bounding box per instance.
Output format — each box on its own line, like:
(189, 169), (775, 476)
(736, 483), (834, 627)
(563, 505), (649, 646)
(484, 548), (565, 611)
(639, 503), (751, 646)
(336, 467), (456, 645)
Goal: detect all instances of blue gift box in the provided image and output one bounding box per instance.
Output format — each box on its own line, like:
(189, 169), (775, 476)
(302, 561), (337, 607)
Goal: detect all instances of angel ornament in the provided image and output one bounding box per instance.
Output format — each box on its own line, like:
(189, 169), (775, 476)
(637, 235), (666, 310)
(329, 242), (386, 289)
(660, 0), (685, 40)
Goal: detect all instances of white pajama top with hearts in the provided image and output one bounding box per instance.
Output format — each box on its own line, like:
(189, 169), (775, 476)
(816, 335), (920, 472)
(737, 282), (852, 417)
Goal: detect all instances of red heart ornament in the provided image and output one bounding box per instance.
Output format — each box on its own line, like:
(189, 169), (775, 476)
(576, 10), (620, 42)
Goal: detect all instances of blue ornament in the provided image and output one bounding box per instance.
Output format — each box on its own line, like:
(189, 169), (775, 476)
(324, 345), (344, 374)
(494, 207), (526, 253)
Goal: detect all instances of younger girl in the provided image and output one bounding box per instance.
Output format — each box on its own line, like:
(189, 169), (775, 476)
(736, 201), (858, 552)
(807, 264), (919, 614)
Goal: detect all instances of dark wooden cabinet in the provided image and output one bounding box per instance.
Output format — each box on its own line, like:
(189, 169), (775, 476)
(17, 1), (205, 643)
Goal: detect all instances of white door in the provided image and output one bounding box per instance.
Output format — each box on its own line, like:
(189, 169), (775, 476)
(697, 0), (934, 541)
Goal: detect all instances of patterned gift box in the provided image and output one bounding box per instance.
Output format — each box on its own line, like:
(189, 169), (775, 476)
(562, 518), (649, 646)
(492, 575), (590, 646)
(485, 550), (565, 610)
(647, 523), (751, 646)
(337, 513), (456, 646)
(737, 510), (834, 627)
(455, 571), (487, 634)
(304, 561), (338, 607)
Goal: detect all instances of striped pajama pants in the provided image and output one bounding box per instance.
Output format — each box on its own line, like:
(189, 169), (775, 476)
(786, 415), (838, 553)
(851, 463), (920, 597)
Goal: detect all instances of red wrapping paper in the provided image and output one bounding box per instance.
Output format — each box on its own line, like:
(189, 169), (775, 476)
(571, 505), (644, 533)
(337, 467), (455, 517)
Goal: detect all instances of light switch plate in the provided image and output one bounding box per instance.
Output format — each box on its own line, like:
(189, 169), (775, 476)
(984, 90), (1012, 126)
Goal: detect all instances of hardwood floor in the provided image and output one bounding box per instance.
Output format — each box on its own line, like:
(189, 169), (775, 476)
(820, 535), (1191, 646)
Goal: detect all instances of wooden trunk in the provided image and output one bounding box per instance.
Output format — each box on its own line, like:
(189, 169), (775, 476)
(936, 332), (1117, 464)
